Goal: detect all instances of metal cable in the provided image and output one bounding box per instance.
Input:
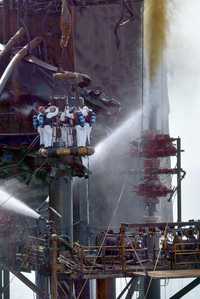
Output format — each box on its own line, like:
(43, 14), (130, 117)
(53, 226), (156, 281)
(144, 195), (177, 299)
(27, 157), (49, 184)
(76, 177), (127, 299)
(144, 222), (169, 299)
(125, 232), (147, 274)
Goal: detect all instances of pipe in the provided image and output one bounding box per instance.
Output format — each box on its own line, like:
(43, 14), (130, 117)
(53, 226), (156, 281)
(39, 146), (95, 158)
(50, 234), (59, 299)
(0, 37), (42, 95)
(0, 27), (25, 61)
(53, 71), (91, 88)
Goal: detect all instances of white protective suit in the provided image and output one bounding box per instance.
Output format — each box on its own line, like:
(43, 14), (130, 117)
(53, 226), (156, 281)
(75, 106), (92, 168)
(37, 127), (45, 146)
(76, 105), (92, 147)
(43, 125), (53, 148)
(43, 106), (59, 148)
(82, 106), (92, 145)
(60, 107), (74, 147)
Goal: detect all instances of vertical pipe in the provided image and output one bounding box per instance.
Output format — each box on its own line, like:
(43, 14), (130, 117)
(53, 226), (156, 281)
(144, 277), (160, 299)
(75, 178), (91, 299)
(0, 268), (2, 299)
(86, 178), (90, 243)
(17, 0), (22, 29)
(119, 224), (126, 273)
(3, 270), (10, 299)
(36, 271), (49, 299)
(62, 176), (73, 244)
(97, 279), (116, 299)
(49, 174), (74, 299)
(143, 229), (160, 299)
(50, 235), (58, 299)
(2, 0), (10, 42)
(177, 137), (182, 222)
(49, 175), (73, 241)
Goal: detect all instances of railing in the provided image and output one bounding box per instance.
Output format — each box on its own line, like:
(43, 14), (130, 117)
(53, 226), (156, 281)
(73, 244), (149, 274)
(173, 242), (200, 265)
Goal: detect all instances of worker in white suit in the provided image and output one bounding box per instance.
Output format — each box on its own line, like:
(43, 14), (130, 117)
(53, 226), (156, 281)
(33, 106), (46, 147)
(43, 105), (59, 148)
(60, 106), (74, 147)
(74, 97), (87, 147)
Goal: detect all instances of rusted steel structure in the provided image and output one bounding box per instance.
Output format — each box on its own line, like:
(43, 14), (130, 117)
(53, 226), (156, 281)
(2, 220), (199, 298)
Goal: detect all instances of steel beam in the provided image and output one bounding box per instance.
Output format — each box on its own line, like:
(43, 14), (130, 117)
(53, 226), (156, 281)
(125, 278), (138, 299)
(0, 28), (25, 62)
(122, 220), (200, 229)
(0, 267), (10, 299)
(3, 270), (9, 299)
(70, 0), (142, 6)
(116, 277), (136, 299)
(170, 277), (200, 299)
(0, 265), (44, 298)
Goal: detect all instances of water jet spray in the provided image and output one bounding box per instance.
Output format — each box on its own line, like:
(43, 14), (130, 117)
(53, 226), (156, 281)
(0, 189), (40, 218)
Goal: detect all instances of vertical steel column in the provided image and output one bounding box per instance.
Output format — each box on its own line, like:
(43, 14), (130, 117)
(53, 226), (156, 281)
(177, 137), (182, 222)
(3, 270), (10, 299)
(49, 175), (73, 241)
(144, 277), (160, 299)
(78, 179), (89, 245)
(36, 272), (49, 299)
(0, 268), (2, 299)
(61, 176), (74, 243)
(2, 0), (10, 42)
(41, 174), (74, 299)
(74, 178), (91, 299)
(50, 235), (58, 299)
(17, 0), (22, 29)
(143, 232), (160, 299)
(97, 279), (116, 299)
(0, 268), (10, 299)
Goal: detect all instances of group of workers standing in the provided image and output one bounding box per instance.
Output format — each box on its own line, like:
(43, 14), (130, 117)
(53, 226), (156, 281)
(33, 97), (96, 149)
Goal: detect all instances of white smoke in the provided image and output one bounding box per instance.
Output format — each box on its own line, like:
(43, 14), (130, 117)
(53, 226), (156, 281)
(14, 104), (36, 116)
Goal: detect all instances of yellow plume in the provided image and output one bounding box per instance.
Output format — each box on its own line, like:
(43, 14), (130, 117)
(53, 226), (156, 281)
(144, 0), (167, 80)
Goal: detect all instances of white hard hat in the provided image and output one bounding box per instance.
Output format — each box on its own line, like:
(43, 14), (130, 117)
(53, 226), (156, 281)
(46, 106), (59, 119)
